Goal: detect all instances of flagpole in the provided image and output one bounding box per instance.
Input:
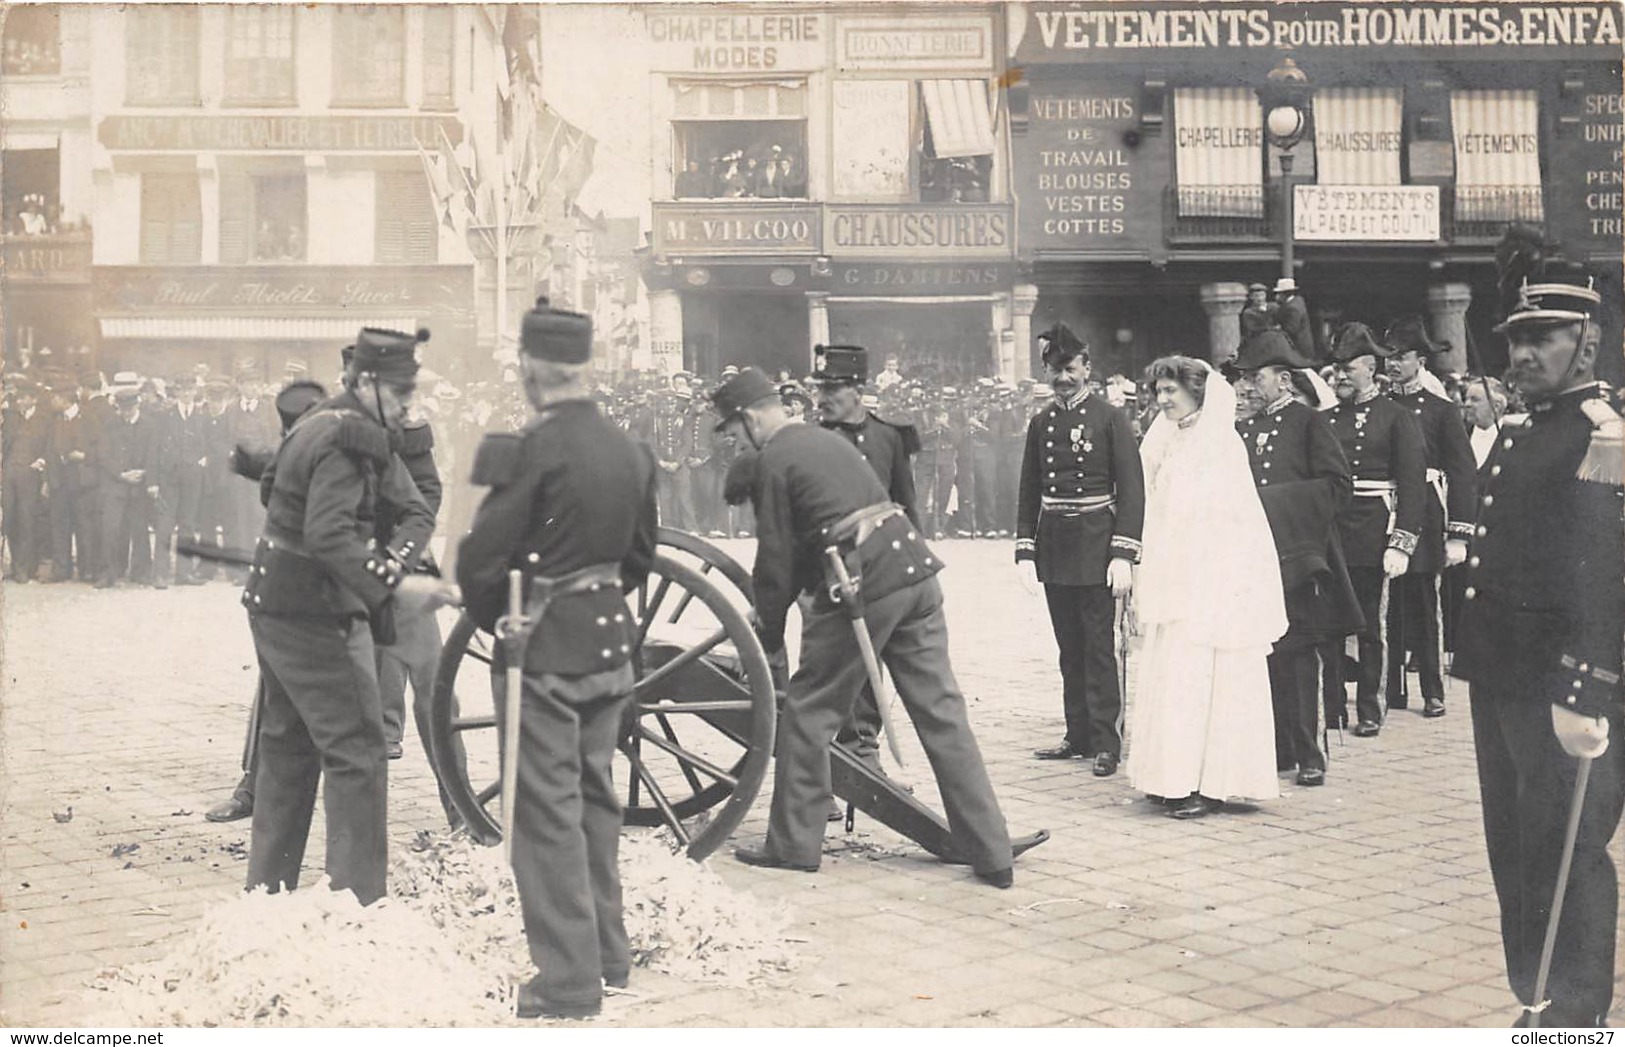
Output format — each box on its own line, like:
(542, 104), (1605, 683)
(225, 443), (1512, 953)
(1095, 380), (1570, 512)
(496, 90), (509, 366)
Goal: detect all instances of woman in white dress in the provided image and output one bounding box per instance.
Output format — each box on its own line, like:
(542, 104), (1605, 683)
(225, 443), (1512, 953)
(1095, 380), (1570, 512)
(1127, 356), (1289, 819)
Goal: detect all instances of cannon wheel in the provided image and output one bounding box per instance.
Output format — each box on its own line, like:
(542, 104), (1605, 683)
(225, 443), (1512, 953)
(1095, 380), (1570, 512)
(428, 546), (775, 861)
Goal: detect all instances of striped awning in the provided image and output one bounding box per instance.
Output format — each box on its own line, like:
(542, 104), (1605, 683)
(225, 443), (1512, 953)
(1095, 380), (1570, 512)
(100, 317), (419, 341)
(1314, 88), (1402, 186)
(1451, 90), (1544, 222)
(1173, 88), (1264, 218)
(922, 80), (995, 159)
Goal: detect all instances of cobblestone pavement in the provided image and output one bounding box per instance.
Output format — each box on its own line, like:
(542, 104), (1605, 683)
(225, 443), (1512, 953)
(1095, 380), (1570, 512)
(3, 539), (1622, 1027)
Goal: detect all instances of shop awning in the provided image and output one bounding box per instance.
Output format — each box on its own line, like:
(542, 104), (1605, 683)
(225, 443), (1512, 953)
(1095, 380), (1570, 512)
(1173, 88), (1264, 218)
(1314, 88), (1402, 186)
(1451, 90), (1544, 223)
(99, 317), (419, 341)
(922, 80), (995, 160)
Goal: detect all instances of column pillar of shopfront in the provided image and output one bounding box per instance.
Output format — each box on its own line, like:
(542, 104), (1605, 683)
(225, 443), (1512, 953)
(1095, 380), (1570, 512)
(807, 291), (830, 365)
(1425, 282), (1472, 376)
(992, 293), (1015, 382)
(1199, 281), (1248, 366)
(649, 288), (683, 376)
(1012, 283), (1038, 379)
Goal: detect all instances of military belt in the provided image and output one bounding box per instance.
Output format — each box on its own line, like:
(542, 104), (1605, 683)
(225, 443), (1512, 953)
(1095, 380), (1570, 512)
(1352, 480), (1398, 497)
(1040, 494), (1115, 513)
(823, 502), (908, 550)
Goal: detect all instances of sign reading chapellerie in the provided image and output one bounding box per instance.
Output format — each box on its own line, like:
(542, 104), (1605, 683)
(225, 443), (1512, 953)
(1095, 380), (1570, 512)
(1015, 89), (1154, 253)
(94, 266), (475, 316)
(1293, 185), (1441, 241)
(98, 115), (464, 152)
(652, 204), (821, 255)
(1016, 3), (1623, 61)
(646, 10), (826, 72)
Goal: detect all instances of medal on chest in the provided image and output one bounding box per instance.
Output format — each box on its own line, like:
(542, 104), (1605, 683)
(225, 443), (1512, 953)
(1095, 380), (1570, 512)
(1069, 425), (1092, 454)
(1255, 431), (1269, 454)
(1353, 409), (1368, 432)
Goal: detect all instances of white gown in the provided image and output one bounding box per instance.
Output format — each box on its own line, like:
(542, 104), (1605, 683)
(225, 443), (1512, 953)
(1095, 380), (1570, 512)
(1127, 373), (1288, 802)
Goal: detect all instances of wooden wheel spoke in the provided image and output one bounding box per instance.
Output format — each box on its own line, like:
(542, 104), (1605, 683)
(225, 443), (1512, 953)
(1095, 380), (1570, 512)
(636, 576), (676, 646)
(477, 779), (500, 806)
(636, 698), (753, 715)
(624, 749), (691, 847)
(666, 561), (713, 623)
(637, 724), (738, 789)
(633, 626), (728, 694)
(452, 715), (496, 732)
(654, 713), (707, 793)
(464, 646), (493, 667)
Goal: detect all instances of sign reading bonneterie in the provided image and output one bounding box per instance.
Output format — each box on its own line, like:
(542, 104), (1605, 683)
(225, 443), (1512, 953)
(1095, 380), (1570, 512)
(1293, 185), (1441, 242)
(1016, 3), (1623, 61)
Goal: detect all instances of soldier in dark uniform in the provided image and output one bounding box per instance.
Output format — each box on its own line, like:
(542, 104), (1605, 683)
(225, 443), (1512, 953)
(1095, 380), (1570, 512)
(1383, 317), (1477, 718)
(810, 345), (920, 771)
(1017, 324), (1144, 777)
(197, 376), (238, 578)
(1323, 323), (1427, 737)
(652, 389), (695, 532)
(43, 373), (95, 582)
(242, 327), (446, 905)
(713, 368), (1018, 887)
(3, 380), (50, 582)
(1452, 250), (1625, 1028)
(992, 384), (1026, 536)
(165, 376), (211, 586)
(1232, 330), (1362, 786)
(457, 299), (657, 1020)
(92, 380), (163, 589)
(227, 371), (278, 559)
(963, 381), (1000, 537)
(684, 391), (721, 536)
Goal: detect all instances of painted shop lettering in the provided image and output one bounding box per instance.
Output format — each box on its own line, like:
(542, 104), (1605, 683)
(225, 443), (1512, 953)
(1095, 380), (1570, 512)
(831, 212), (1008, 249)
(1030, 4), (1621, 50)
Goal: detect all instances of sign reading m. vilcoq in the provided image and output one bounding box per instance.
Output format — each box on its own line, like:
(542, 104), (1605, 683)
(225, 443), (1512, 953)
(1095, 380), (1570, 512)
(98, 115), (464, 152)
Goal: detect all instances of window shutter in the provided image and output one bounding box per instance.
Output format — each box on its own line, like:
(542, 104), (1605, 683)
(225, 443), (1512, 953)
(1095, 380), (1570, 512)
(375, 171), (436, 263)
(374, 172), (406, 263)
(172, 178), (202, 263)
(218, 171), (252, 264)
(140, 175), (170, 263)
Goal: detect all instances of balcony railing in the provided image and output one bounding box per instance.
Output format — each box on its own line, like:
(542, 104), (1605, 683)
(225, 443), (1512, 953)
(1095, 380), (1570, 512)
(1165, 184), (1545, 246)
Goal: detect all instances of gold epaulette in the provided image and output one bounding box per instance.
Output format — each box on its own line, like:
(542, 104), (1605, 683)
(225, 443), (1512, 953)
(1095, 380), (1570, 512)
(1577, 397), (1625, 486)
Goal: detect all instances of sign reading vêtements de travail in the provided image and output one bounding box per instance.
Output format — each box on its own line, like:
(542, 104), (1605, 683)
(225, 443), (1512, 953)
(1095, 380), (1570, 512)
(1294, 185), (1440, 242)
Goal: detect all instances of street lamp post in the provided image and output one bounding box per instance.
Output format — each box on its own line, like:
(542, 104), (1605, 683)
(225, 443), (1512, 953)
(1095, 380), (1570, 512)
(1259, 56), (1313, 284)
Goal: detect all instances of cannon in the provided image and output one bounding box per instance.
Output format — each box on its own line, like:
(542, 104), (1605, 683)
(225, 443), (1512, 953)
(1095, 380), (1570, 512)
(429, 528), (1048, 864)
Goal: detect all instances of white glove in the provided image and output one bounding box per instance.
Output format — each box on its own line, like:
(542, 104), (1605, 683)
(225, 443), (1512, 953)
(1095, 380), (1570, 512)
(1107, 557), (1134, 597)
(1016, 559), (1039, 596)
(1444, 538), (1468, 567)
(1552, 704), (1610, 759)
(394, 574), (461, 612)
(1382, 548), (1411, 579)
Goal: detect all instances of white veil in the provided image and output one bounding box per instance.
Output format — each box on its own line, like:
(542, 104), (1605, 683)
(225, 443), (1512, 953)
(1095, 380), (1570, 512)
(1134, 362), (1288, 651)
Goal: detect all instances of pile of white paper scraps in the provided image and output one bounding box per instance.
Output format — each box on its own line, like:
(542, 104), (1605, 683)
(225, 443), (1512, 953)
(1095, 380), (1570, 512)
(87, 829), (798, 1026)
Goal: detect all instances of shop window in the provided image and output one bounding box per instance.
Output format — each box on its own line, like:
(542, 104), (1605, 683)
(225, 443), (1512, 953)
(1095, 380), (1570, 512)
(1451, 90), (1544, 223)
(140, 173), (201, 264)
(671, 80), (807, 199)
(919, 81), (995, 203)
(3, 6), (60, 76)
(220, 169), (307, 264)
(224, 7), (296, 106)
(127, 7), (200, 106)
(1172, 88), (1265, 218)
(421, 7), (456, 111)
(331, 6), (405, 107)
(374, 170), (438, 264)
(1313, 88), (1403, 186)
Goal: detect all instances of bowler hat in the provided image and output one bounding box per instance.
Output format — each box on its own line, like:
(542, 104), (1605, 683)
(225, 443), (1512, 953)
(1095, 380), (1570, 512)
(810, 345), (867, 385)
(710, 367), (780, 429)
(1328, 322), (1392, 364)
(520, 296), (592, 363)
(1232, 329), (1314, 372)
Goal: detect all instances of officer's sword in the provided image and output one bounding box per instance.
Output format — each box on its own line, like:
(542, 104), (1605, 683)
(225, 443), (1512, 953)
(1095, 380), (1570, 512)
(1527, 754), (1595, 1028)
(494, 569), (527, 864)
(824, 547), (905, 767)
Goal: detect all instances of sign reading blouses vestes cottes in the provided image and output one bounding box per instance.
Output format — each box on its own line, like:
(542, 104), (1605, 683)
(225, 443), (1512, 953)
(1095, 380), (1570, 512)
(1015, 3), (1623, 61)
(1015, 88), (1155, 254)
(97, 115), (464, 152)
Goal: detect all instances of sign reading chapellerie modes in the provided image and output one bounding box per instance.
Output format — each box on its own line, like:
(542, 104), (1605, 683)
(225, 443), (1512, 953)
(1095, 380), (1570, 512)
(646, 10), (826, 72)
(1015, 88), (1155, 254)
(98, 115), (464, 152)
(1016, 3), (1623, 61)
(94, 266), (475, 317)
(1547, 83), (1625, 256)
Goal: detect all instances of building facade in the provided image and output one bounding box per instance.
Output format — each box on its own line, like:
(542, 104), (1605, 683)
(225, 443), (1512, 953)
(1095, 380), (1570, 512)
(644, 4), (1022, 383)
(2, 5), (97, 377)
(84, 5), (485, 382)
(1007, 0), (1625, 383)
